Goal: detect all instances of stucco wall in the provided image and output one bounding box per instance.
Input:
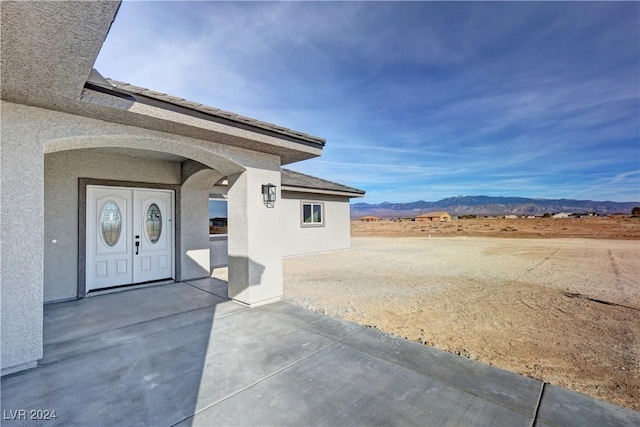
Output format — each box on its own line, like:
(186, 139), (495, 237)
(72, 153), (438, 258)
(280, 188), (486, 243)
(210, 237), (229, 267)
(180, 188), (211, 281)
(227, 166), (283, 306)
(1, 104), (44, 374)
(281, 191), (352, 257)
(44, 150), (181, 302)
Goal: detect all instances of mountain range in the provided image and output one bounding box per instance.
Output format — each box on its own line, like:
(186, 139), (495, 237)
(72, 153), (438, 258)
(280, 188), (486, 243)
(351, 196), (640, 218)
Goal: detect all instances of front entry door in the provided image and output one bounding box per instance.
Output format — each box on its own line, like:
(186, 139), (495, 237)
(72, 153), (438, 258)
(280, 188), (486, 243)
(86, 186), (174, 292)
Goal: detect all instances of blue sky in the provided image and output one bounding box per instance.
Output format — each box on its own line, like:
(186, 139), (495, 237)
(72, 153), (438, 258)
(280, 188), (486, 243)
(95, 1), (639, 204)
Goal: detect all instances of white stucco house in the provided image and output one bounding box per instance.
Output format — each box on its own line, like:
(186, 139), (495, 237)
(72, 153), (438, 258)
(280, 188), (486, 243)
(0, 2), (363, 376)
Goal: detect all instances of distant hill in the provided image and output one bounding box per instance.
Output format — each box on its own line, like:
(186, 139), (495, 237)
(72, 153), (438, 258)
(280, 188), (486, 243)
(351, 196), (640, 218)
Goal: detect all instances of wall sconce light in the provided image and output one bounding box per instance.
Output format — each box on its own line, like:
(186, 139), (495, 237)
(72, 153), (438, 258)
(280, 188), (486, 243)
(262, 183), (276, 208)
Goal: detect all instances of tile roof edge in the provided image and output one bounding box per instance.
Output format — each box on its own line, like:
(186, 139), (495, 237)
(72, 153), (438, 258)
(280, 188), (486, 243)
(101, 78), (326, 146)
(281, 168), (366, 194)
(281, 184), (366, 195)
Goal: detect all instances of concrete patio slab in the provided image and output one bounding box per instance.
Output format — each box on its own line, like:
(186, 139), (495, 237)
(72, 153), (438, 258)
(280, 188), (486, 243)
(2, 282), (639, 426)
(340, 326), (541, 416)
(537, 384), (640, 427)
(181, 342), (531, 427)
(3, 297), (338, 425)
(256, 301), (365, 340)
(43, 283), (227, 345)
(41, 282), (248, 365)
(41, 300), (248, 366)
(184, 277), (230, 299)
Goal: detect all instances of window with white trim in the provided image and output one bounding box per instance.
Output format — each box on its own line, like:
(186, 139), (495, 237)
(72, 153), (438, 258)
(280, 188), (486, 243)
(301, 202), (324, 227)
(209, 198), (228, 235)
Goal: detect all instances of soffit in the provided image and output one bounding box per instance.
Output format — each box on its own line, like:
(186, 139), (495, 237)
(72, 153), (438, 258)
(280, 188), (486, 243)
(0, 1), (120, 105)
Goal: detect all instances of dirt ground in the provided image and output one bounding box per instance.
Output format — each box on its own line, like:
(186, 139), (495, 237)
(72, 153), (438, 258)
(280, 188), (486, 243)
(352, 216), (640, 240)
(282, 218), (640, 411)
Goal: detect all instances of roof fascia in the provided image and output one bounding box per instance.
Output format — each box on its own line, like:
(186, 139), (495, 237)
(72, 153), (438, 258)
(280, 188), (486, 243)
(282, 185), (365, 198)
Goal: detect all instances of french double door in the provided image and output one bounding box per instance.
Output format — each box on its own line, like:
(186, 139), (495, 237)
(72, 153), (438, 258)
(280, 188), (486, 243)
(86, 186), (174, 292)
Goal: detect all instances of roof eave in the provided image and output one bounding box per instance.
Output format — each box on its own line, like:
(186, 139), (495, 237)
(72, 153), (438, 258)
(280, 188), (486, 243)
(79, 85), (324, 164)
(282, 185), (365, 198)
(100, 80), (326, 147)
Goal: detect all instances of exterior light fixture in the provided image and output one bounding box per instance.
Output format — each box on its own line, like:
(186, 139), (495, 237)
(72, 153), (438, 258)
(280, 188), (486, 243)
(262, 183), (276, 208)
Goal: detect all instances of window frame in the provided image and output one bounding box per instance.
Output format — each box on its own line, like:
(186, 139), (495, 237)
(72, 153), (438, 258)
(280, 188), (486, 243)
(209, 196), (228, 237)
(300, 201), (325, 228)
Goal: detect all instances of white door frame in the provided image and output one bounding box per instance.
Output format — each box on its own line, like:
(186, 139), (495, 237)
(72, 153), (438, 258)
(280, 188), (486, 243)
(78, 179), (181, 297)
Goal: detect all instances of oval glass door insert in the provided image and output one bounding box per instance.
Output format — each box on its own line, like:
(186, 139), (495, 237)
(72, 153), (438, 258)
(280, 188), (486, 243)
(145, 203), (162, 244)
(101, 202), (122, 247)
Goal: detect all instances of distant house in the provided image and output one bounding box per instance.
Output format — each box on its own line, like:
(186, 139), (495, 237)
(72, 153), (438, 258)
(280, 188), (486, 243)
(552, 213), (570, 218)
(504, 215), (518, 219)
(416, 212), (451, 222)
(360, 216), (382, 222)
(574, 212), (597, 218)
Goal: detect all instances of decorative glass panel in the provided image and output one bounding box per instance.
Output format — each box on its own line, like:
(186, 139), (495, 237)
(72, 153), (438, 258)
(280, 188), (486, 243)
(101, 202), (121, 247)
(145, 203), (162, 244)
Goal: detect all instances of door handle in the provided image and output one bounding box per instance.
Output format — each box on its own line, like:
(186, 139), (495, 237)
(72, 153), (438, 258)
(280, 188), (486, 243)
(135, 241), (140, 255)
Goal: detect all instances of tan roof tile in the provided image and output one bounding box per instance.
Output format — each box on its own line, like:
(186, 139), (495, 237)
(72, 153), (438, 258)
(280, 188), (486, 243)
(281, 168), (365, 196)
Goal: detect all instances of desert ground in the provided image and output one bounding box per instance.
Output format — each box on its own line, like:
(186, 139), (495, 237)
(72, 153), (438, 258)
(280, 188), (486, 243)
(282, 217), (640, 411)
(352, 215), (640, 240)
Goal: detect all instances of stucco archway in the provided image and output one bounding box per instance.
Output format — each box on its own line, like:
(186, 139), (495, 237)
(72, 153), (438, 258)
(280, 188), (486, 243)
(44, 135), (246, 177)
(42, 135), (246, 301)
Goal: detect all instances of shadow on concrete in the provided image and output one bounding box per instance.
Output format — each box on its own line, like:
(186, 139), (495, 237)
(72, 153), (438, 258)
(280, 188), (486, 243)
(0, 276), (241, 424)
(0, 253), (272, 425)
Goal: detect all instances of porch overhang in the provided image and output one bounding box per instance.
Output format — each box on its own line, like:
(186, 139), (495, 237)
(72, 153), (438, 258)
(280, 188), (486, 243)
(75, 82), (324, 165)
